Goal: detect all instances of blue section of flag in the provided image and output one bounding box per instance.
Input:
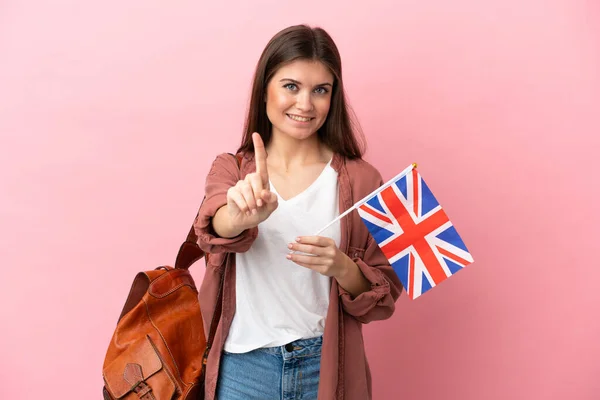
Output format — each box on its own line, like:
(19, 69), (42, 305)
(421, 272), (432, 293)
(394, 175), (408, 199)
(420, 178), (439, 215)
(362, 218), (394, 243)
(436, 226), (469, 252)
(444, 258), (464, 275)
(391, 254), (410, 291)
(366, 195), (387, 214)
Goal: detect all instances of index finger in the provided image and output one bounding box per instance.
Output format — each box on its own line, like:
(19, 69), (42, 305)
(252, 132), (268, 182)
(295, 236), (332, 247)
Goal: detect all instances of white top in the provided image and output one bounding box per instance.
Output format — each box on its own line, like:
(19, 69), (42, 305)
(224, 161), (341, 353)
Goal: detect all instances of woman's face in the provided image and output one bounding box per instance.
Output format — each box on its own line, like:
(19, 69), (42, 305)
(265, 59), (334, 141)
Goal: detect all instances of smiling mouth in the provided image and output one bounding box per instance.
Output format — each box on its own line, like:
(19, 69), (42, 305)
(287, 114), (313, 122)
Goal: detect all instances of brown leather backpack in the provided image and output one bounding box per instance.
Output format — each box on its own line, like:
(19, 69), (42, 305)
(102, 154), (240, 400)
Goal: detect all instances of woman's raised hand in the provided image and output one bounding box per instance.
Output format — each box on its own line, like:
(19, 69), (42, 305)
(226, 132), (278, 231)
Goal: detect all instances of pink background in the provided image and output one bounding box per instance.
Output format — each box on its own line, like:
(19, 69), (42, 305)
(1, 0), (599, 399)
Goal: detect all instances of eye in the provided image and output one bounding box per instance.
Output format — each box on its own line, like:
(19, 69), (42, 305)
(283, 83), (298, 91)
(314, 87), (329, 95)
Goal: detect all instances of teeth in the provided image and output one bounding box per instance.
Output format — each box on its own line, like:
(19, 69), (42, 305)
(288, 114), (311, 122)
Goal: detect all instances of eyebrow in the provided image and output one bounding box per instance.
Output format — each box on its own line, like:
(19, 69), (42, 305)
(279, 78), (333, 87)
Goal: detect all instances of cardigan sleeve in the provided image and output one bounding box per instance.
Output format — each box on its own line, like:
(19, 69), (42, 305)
(337, 166), (403, 323)
(338, 233), (403, 323)
(193, 153), (258, 254)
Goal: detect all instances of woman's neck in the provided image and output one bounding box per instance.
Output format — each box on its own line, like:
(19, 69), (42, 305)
(265, 131), (331, 171)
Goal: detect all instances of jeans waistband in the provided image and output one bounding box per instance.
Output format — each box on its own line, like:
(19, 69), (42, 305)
(257, 336), (323, 359)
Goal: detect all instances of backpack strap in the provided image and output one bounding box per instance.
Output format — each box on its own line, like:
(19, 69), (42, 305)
(174, 153), (242, 270)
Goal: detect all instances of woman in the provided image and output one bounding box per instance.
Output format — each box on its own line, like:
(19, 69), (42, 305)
(195, 24), (402, 400)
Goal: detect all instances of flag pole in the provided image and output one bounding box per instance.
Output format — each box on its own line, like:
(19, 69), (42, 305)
(313, 163), (417, 236)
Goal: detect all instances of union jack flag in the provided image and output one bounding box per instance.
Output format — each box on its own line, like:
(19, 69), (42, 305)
(357, 167), (474, 299)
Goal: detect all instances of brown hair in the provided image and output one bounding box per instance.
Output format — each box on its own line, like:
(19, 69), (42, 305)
(237, 24), (365, 159)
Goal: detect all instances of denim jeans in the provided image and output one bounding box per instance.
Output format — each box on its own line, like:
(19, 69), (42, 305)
(216, 336), (322, 400)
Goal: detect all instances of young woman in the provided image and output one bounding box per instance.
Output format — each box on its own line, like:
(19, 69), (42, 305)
(195, 24), (402, 400)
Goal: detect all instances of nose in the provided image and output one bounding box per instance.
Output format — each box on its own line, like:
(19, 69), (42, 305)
(295, 90), (313, 112)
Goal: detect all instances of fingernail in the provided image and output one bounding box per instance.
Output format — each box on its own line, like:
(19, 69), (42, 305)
(295, 237), (301, 242)
(252, 208), (257, 215)
(286, 254), (292, 259)
(288, 243), (293, 249)
(257, 199), (263, 207)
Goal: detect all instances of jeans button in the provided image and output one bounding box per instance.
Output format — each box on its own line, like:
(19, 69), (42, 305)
(285, 343), (294, 352)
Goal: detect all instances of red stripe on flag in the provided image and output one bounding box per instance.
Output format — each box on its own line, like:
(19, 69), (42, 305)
(358, 204), (392, 224)
(380, 186), (412, 231)
(380, 185), (451, 285)
(413, 240), (447, 284)
(437, 246), (470, 266)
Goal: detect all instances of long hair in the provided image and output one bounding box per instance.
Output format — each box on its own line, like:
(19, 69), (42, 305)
(237, 24), (365, 159)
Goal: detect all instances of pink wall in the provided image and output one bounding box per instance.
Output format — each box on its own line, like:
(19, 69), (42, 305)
(1, 0), (598, 399)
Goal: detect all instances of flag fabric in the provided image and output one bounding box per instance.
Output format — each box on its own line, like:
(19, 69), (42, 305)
(357, 167), (474, 299)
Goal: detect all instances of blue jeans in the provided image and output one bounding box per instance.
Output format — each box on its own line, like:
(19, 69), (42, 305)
(216, 336), (322, 400)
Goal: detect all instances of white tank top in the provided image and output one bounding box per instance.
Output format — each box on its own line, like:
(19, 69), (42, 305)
(224, 161), (341, 353)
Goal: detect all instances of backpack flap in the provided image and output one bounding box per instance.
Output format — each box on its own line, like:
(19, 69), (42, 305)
(103, 335), (176, 399)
